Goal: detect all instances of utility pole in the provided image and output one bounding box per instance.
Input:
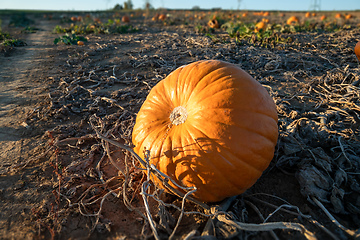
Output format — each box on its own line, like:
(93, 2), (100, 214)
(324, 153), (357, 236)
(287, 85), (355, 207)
(237, 0), (242, 10)
(104, 0), (112, 9)
(144, 0), (150, 9)
(309, 0), (321, 11)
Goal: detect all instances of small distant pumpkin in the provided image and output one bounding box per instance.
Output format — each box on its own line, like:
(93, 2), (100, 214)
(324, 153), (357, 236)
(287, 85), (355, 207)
(345, 14), (353, 20)
(320, 15), (327, 21)
(242, 12), (248, 17)
(262, 18), (269, 23)
(132, 60), (278, 203)
(287, 16), (299, 25)
(122, 15), (130, 23)
(159, 14), (167, 21)
(152, 13), (160, 21)
(355, 41), (360, 61)
(77, 41), (84, 46)
(208, 19), (220, 28)
(255, 21), (266, 32)
(305, 12), (311, 18)
(335, 13), (342, 19)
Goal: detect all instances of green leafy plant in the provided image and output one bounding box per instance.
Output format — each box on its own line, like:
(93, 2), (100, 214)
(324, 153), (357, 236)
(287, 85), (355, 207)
(221, 20), (345, 47)
(53, 25), (69, 34)
(2, 39), (26, 47)
(221, 21), (292, 47)
(195, 24), (215, 34)
(53, 20), (140, 35)
(21, 26), (39, 33)
(54, 34), (87, 45)
(0, 32), (11, 41)
(113, 24), (139, 34)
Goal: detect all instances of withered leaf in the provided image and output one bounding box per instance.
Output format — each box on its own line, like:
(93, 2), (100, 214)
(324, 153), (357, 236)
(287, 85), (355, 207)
(334, 168), (347, 187)
(296, 165), (333, 201)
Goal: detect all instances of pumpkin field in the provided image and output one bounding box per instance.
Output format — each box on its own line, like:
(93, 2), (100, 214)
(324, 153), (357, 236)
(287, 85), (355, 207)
(1, 9), (360, 240)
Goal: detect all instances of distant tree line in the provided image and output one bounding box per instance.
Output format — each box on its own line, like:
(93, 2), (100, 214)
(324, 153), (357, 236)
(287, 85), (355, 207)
(113, 0), (133, 10)
(113, 0), (157, 11)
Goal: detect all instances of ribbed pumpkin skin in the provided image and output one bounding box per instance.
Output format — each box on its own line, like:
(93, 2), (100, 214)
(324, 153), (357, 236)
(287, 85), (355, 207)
(355, 41), (360, 62)
(132, 60), (278, 203)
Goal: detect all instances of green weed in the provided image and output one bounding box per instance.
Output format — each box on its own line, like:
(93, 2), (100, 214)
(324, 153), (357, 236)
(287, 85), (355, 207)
(0, 32), (11, 41)
(21, 26), (39, 33)
(222, 21), (293, 47)
(2, 39), (27, 47)
(54, 34), (87, 45)
(53, 19), (139, 35)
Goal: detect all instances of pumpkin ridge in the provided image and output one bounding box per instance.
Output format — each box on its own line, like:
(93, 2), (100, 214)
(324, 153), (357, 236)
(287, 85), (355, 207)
(175, 61), (205, 105)
(186, 133), (261, 202)
(216, 150), (262, 183)
(187, 64), (254, 94)
(188, 94), (277, 122)
(184, 126), (244, 197)
(152, 135), (175, 185)
(217, 144), (265, 173)
(184, 124), (235, 171)
(234, 128), (277, 156)
(186, 73), (235, 96)
(173, 65), (180, 106)
(226, 113), (278, 144)
(135, 123), (169, 163)
(189, 106), (277, 150)
(248, 109), (277, 123)
(148, 81), (175, 110)
(160, 133), (186, 189)
(184, 64), (231, 104)
(202, 105), (277, 124)
(187, 75), (271, 112)
(188, 88), (235, 111)
(194, 106), (277, 127)
(189, 121), (272, 173)
(213, 117), (276, 150)
(219, 141), (272, 172)
(187, 123), (263, 174)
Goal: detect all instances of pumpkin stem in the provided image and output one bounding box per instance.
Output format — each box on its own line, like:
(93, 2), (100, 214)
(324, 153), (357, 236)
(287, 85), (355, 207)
(170, 106), (188, 125)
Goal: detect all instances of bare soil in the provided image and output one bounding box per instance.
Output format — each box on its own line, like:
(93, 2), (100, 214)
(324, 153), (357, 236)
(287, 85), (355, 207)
(0, 10), (360, 240)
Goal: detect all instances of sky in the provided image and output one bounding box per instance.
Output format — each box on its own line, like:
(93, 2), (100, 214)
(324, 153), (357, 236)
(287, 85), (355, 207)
(0, 0), (359, 11)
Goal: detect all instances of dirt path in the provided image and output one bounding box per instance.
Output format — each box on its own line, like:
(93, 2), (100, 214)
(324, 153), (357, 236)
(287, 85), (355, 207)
(0, 19), (59, 238)
(0, 20), (54, 173)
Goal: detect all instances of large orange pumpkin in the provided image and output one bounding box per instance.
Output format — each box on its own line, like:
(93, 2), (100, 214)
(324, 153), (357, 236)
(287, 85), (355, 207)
(355, 41), (360, 61)
(132, 60), (278, 203)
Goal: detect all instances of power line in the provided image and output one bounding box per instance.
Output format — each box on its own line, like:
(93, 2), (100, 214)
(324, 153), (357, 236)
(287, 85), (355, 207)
(309, 0), (321, 11)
